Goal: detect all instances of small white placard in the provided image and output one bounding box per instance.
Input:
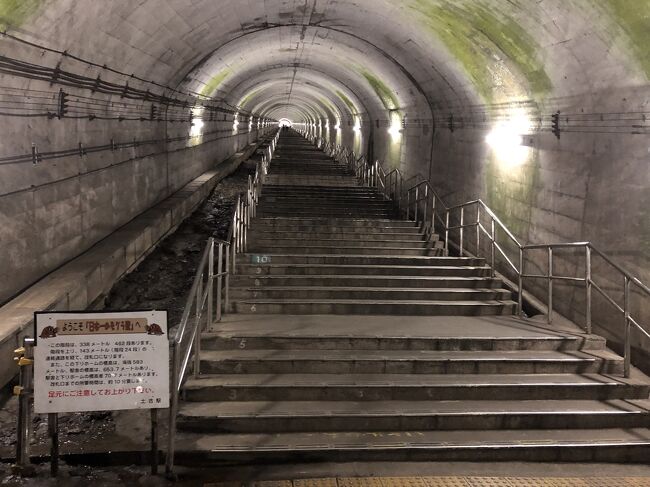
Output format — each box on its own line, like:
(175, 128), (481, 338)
(34, 311), (169, 414)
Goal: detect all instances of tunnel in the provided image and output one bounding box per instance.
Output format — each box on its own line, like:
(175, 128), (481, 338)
(1, 0), (650, 477)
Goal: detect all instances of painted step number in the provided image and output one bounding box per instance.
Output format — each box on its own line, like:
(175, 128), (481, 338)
(251, 255), (272, 264)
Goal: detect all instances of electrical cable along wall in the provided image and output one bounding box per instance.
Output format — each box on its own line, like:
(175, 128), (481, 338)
(0, 33), (275, 305)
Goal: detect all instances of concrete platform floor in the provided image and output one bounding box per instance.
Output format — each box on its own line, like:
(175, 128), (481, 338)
(204, 475), (650, 486)
(206, 314), (589, 339)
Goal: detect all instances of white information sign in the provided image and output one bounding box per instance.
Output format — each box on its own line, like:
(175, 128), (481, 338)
(34, 310), (169, 414)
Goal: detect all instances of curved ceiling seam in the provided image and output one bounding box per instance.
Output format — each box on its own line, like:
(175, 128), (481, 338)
(253, 93), (325, 120)
(232, 79), (348, 119)
(177, 24), (430, 119)
(225, 65), (376, 121)
(236, 80), (353, 123)
(254, 93), (334, 122)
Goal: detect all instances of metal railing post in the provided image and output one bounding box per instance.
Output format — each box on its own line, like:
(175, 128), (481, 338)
(165, 342), (179, 476)
(547, 247), (554, 324)
(585, 245), (592, 334)
(459, 206), (464, 256)
(207, 241), (214, 326)
(374, 161), (379, 188)
(445, 211), (450, 253)
(431, 194), (436, 241)
(414, 187), (419, 224)
(422, 185), (428, 232)
(518, 248), (524, 317)
(406, 190), (412, 220)
(193, 272), (203, 378)
(216, 243), (223, 322)
(239, 201), (245, 251)
(490, 218), (496, 277)
(243, 203), (248, 251)
(476, 203), (480, 255)
(230, 238), (236, 276)
(624, 277), (631, 378)
(235, 202), (242, 252)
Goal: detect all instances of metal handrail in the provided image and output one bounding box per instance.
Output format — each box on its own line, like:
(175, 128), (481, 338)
(301, 131), (649, 380)
(166, 129), (280, 476)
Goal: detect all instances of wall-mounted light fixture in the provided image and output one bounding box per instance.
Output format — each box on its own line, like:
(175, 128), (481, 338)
(388, 110), (402, 142)
(485, 107), (533, 167)
(353, 115), (361, 133)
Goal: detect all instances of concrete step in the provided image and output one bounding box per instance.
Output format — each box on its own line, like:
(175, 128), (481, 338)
(274, 151), (331, 157)
(257, 205), (397, 214)
(171, 428), (650, 464)
(264, 180), (360, 187)
(230, 287), (513, 302)
(264, 172), (358, 179)
(231, 275), (503, 289)
(235, 263), (492, 277)
(205, 332), (604, 352)
(269, 161), (345, 166)
(177, 399), (650, 433)
(249, 228), (424, 238)
(258, 198), (390, 206)
(200, 315), (606, 352)
(243, 246), (443, 256)
(268, 168), (353, 175)
(231, 298), (516, 316)
(249, 224), (422, 234)
(182, 373), (649, 402)
(261, 186), (380, 195)
(274, 153), (323, 157)
(251, 217), (418, 229)
(258, 198), (393, 207)
(269, 165), (346, 171)
(237, 254), (479, 266)
(249, 230), (427, 240)
(255, 215), (401, 221)
(248, 238), (430, 249)
(257, 206), (396, 214)
(198, 349), (622, 375)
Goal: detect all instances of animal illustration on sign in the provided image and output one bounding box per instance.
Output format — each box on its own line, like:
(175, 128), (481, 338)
(39, 326), (58, 338)
(145, 323), (164, 335)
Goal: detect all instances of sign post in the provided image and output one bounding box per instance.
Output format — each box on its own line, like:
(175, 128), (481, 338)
(33, 310), (169, 475)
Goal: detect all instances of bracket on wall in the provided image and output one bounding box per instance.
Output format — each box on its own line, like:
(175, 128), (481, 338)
(448, 114), (454, 133)
(31, 144), (41, 165)
(57, 89), (68, 119)
(552, 111), (561, 139)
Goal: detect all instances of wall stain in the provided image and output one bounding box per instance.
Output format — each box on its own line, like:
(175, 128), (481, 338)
(407, 0), (551, 102)
(336, 90), (357, 115)
(358, 68), (399, 110)
(605, 0), (650, 79)
(0, 0), (42, 29)
(239, 89), (261, 107)
(200, 69), (232, 97)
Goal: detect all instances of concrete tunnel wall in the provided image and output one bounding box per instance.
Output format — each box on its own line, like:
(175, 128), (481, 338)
(0, 1), (648, 364)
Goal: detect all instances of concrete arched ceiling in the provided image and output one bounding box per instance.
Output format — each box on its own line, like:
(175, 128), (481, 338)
(4, 0), (649, 124)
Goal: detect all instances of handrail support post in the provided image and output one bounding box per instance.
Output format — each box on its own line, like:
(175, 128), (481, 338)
(518, 247), (524, 317)
(547, 247), (553, 324)
(624, 277), (631, 378)
(460, 207), (464, 257)
(585, 246), (592, 334)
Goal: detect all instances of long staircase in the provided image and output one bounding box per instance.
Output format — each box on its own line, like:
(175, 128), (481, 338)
(174, 129), (650, 465)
